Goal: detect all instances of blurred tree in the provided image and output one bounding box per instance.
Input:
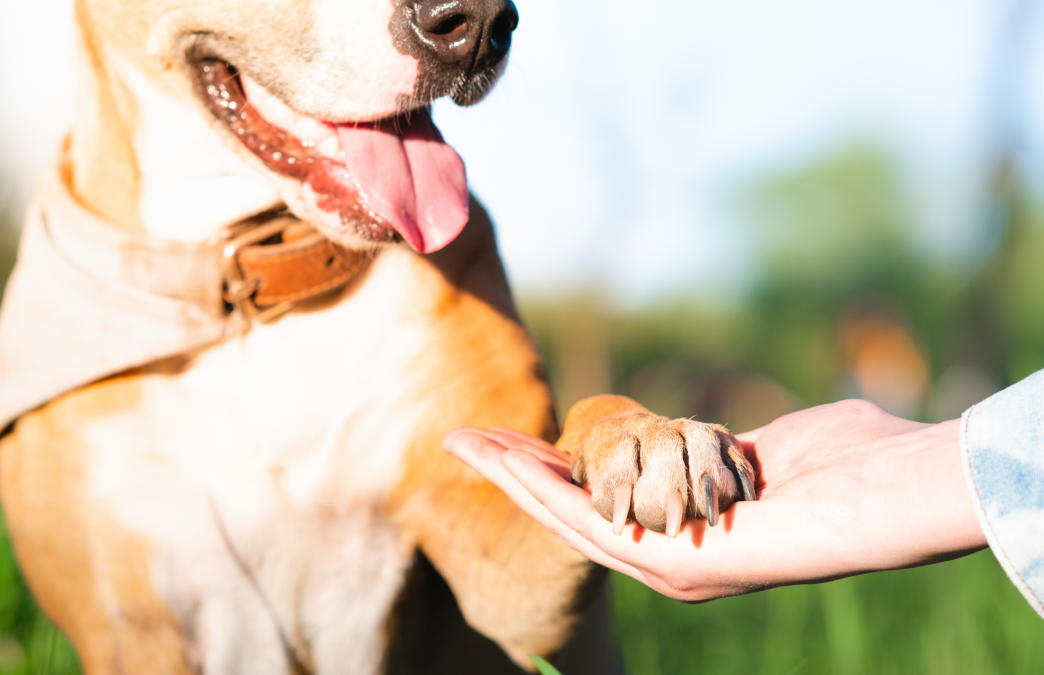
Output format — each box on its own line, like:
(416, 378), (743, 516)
(742, 144), (915, 287)
(994, 198), (1044, 382)
(736, 144), (940, 412)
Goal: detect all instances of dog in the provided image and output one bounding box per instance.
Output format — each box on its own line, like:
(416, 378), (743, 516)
(0, 0), (756, 673)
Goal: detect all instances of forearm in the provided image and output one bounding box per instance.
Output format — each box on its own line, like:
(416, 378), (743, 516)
(877, 419), (988, 567)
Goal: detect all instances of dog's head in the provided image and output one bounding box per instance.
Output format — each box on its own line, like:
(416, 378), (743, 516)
(75, 0), (518, 252)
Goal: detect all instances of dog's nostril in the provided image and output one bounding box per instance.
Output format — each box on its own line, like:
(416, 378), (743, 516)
(430, 14), (467, 37)
(489, 12), (514, 51)
(409, 0), (518, 67)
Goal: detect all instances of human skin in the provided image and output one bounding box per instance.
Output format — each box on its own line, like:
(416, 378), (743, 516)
(443, 400), (989, 602)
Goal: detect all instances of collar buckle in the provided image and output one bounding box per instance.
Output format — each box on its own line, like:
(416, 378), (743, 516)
(221, 218), (301, 325)
(221, 215), (372, 327)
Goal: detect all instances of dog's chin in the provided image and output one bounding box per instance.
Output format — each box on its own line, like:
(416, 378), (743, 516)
(448, 59), (509, 107)
(189, 55), (490, 253)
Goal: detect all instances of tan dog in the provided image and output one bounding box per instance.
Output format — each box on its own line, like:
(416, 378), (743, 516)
(0, 1), (755, 673)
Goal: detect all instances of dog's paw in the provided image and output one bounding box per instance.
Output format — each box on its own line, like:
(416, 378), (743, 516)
(570, 411), (756, 536)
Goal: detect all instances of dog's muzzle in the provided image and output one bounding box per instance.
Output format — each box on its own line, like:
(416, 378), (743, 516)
(393, 0), (519, 106)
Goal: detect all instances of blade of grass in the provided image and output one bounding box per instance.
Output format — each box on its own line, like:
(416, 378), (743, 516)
(530, 655), (564, 675)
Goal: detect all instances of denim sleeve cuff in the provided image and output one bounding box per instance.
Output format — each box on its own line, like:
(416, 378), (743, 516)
(961, 370), (1044, 619)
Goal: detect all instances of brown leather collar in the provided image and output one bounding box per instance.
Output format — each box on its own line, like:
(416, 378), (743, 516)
(222, 212), (373, 324)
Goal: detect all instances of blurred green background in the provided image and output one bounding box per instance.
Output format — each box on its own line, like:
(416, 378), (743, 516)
(3, 138), (1044, 673)
(519, 141), (1044, 674)
(3, 0), (1044, 672)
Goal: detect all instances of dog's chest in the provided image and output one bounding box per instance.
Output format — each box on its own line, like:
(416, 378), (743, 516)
(87, 249), (443, 673)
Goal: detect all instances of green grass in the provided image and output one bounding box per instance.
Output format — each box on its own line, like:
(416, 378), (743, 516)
(0, 516), (79, 675)
(531, 655), (565, 675)
(14, 513), (1040, 675)
(610, 551), (1044, 675)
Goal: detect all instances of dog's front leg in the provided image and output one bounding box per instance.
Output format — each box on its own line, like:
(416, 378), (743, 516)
(389, 446), (599, 670)
(0, 387), (194, 675)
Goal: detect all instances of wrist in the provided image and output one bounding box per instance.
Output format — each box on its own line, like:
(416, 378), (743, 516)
(898, 419), (987, 564)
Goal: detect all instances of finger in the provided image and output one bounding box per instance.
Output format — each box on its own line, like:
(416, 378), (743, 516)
(502, 449), (686, 565)
(484, 451), (646, 577)
(443, 426), (476, 447)
(488, 426), (587, 485)
(502, 449), (805, 599)
(501, 449), (604, 535)
(454, 427), (571, 479)
(484, 427), (571, 467)
(455, 426), (546, 453)
(489, 426), (560, 452)
(735, 426), (765, 446)
(546, 520), (649, 580)
(448, 435), (650, 581)
(449, 426), (544, 451)
(443, 430), (513, 484)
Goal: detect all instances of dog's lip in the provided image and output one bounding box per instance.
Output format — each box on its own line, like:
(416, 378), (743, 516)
(236, 70), (348, 163)
(191, 57), (399, 244)
(189, 57), (470, 253)
(191, 56), (406, 135)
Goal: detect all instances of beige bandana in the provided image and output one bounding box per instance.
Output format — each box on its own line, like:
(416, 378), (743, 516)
(0, 167), (231, 429)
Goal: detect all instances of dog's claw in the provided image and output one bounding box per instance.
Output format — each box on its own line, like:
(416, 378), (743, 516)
(701, 475), (719, 527)
(612, 483), (631, 535)
(737, 466), (756, 502)
(665, 489), (685, 538)
(571, 458), (586, 488)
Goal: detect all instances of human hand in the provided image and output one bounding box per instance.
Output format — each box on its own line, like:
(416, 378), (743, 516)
(443, 400), (988, 602)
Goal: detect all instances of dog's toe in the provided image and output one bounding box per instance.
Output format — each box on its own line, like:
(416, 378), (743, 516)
(573, 413), (755, 535)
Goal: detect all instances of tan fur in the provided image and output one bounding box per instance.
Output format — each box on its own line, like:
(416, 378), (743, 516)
(0, 1), (629, 672)
(557, 395), (650, 453)
(0, 204), (610, 674)
(1, 381), (192, 674)
(68, 1), (143, 230)
(560, 396), (755, 532)
(387, 214), (593, 665)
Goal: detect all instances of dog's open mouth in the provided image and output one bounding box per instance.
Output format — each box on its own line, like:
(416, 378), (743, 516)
(194, 60), (469, 253)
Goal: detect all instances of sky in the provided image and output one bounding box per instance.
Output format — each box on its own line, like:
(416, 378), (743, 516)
(2, 0), (1043, 304)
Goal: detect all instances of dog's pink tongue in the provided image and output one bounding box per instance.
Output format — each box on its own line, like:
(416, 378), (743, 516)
(336, 110), (468, 253)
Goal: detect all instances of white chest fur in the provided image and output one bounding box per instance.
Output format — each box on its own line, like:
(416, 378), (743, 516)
(84, 248), (436, 674)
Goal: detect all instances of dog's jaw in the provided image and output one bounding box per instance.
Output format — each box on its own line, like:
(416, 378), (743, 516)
(192, 59), (401, 250)
(67, 0), (493, 248)
(189, 59), (470, 253)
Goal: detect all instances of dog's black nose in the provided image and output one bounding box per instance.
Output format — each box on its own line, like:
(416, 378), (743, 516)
(409, 0), (519, 70)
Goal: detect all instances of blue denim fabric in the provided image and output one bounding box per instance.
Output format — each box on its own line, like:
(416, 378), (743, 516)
(962, 370), (1044, 619)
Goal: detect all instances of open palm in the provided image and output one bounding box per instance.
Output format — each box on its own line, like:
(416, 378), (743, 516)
(444, 400), (986, 602)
